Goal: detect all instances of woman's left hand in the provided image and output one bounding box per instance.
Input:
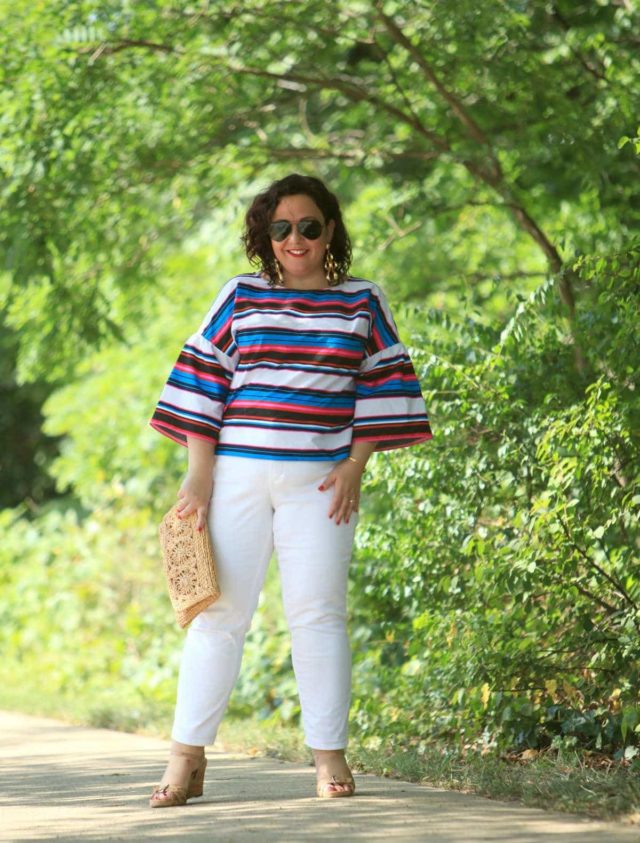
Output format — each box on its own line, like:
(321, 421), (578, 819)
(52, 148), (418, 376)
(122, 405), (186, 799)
(318, 459), (364, 525)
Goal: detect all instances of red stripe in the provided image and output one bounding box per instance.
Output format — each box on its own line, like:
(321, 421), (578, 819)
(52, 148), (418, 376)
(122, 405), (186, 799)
(174, 364), (230, 386)
(359, 371), (419, 387)
(228, 400), (352, 416)
(241, 343), (361, 358)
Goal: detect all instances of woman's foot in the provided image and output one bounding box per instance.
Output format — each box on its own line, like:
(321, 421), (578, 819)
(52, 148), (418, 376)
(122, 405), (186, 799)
(149, 741), (206, 807)
(313, 748), (355, 798)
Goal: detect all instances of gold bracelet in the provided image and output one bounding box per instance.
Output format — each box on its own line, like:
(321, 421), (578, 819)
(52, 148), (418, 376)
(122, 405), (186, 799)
(347, 456), (359, 464)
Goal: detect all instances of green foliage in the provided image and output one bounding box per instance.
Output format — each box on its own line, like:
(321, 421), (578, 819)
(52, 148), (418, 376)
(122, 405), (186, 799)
(0, 501), (179, 715)
(0, 493), (293, 729)
(348, 243), (640, 754)
(2, 0), (639, 379)
(0, 317), (62, 507)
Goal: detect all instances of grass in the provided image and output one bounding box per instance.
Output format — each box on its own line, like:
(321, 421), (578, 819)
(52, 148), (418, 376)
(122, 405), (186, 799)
(1, 663), (638, 823)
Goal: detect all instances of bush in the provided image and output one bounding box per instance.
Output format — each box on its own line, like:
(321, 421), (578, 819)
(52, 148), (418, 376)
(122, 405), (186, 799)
(349, 243), (640, 753)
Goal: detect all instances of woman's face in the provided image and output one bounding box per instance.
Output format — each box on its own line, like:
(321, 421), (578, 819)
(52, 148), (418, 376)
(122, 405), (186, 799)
(269, 194), (335, 282)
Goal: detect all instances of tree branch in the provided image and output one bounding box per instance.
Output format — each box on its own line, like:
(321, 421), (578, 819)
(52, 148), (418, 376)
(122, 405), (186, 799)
(373, 33), (429, 147)
(259, 145), (439, 164)
(372, 6), (583, 360)
(548, 569), (618, 616)
(549, 5), (608, 82)
(78, 39), (177, 62)
(259, 146), (365, 162)
(557, 514), (638, 612)
(227, 63), (452, 154)
(375, 4), (502, 180)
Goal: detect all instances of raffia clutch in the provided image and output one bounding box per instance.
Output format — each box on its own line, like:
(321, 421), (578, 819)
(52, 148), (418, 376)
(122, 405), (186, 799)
(158, 505), (221, 629)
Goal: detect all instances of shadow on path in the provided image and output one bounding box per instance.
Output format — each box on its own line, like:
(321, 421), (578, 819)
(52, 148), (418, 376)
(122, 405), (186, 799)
(1, 709), (638, 842)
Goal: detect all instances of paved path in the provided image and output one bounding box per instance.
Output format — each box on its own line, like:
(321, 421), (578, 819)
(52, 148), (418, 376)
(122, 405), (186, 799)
(1, 709), (638, 842)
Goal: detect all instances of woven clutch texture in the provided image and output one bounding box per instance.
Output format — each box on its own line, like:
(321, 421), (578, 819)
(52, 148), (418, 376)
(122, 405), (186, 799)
(158, 505), (221, 629)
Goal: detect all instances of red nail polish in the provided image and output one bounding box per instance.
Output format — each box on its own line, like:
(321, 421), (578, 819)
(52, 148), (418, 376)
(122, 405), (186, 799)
(318, 485), (325, 490)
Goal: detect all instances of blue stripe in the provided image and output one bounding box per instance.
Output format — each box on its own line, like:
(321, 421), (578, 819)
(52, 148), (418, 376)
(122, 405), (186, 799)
(229, 385), (355, 407)
(237, 329), (363, 350)
(157, 402), (222, 428)
(169, 371), (230, 399)
(215, 444), (350, 461)
(238, 285), (368, 304)
(354, 413), (429, 424)
(355, 382), (423, 397)
(370, 295), (398, 347)
(201, 291), (236, 348)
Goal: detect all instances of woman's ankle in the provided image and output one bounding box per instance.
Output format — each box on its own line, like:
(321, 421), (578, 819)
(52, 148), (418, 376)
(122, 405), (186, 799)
(313, 748), (346, 760)
(170, 739), (204, 756)
(313, 748), (351, 775)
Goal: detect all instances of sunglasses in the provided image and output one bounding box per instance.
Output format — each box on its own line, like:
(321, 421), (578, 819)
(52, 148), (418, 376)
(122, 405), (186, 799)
(268, 218), (324, 242)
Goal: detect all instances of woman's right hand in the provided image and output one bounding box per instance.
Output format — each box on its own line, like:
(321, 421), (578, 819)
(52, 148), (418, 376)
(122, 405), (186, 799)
(175, 470), (213, 531)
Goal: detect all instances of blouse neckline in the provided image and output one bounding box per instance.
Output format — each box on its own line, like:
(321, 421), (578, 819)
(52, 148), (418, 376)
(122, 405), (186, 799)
(256, 274), (350, 293)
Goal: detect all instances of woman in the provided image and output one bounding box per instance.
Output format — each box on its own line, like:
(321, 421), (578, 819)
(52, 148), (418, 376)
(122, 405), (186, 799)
(148, 173), (432, 806)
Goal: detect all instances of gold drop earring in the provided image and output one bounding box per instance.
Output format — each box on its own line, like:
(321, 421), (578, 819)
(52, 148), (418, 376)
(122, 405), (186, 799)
(274, 259), (284, 286)
(324, 245), (337, 286)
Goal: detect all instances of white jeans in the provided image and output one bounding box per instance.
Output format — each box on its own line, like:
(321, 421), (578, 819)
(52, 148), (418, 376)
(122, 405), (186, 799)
(171, 455), (359, 750)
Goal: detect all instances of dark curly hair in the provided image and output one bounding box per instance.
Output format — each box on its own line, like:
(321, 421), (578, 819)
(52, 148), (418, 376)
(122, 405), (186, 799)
(241, 173), (352, 287)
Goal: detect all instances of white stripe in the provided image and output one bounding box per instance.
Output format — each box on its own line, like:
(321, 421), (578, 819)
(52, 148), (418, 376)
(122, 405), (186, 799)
(159, 383), (226, 420)
(235, 310), (371, 336)
(353, 395), (427, 421)
(217, 425), (353, 451)
(230, 367), (354, 392)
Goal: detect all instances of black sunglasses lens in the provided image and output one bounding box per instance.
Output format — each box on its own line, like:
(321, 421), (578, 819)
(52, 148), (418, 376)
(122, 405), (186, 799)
(268, 219), (324, 241)
(269, 221), (291, 241)
(298, 220), (323, 240)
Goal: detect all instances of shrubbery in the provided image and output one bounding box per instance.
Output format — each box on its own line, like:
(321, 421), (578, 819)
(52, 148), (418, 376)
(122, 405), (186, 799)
(349, 244), (640, 757)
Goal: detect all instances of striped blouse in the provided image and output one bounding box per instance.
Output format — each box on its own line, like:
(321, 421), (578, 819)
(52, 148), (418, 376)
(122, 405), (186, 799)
(149, 273), (432, 461)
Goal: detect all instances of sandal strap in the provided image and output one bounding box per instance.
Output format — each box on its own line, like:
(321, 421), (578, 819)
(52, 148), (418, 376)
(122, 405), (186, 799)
(317, 774), (355, 792)
(151, 783), (188, 798)
(320, 774), (355, 785)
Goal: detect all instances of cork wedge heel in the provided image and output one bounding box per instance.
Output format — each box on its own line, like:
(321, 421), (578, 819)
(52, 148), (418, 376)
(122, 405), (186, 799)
(149, 749), (207, 808)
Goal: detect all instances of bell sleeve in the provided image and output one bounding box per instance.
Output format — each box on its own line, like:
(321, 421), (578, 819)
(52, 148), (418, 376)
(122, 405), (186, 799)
(352, 285), (433, 451)
(149, 279), (239, 448)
